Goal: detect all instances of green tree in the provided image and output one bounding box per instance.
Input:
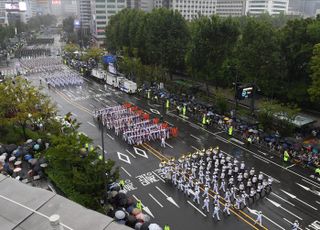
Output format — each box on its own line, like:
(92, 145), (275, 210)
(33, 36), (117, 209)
(46, 118), (119, 211)
(186, 16), (239, 94)
(308, 43), (320, 102)
(63, 16), (75, 34)
(63, 43), (80, 53)
(0, 77), (56, 140)
(82, 47), (104, 61)
(236, 18), (283, 99)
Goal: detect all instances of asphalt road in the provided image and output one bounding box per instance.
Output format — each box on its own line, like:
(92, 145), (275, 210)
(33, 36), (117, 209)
(22, 59), (320, 230)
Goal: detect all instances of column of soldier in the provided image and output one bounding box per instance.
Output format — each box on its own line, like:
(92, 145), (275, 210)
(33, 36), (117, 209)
(45, 70), (84, 88)
(94, 105), (170, 145)
(21, 57), (63, 74)
(160, 147), (272, 222)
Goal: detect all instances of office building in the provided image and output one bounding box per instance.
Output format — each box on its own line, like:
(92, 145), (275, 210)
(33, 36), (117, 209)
(91, 0), (127, 46)
(246, 0), (289, 16)
(216, 0), (246, 17)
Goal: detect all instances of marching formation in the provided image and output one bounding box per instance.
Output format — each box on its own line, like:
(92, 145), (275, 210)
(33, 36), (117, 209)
(94, 103), (177, 145)
(21, 57), (63, 74)
(159, 147), (273, 225)
(45, 70), (84, 88)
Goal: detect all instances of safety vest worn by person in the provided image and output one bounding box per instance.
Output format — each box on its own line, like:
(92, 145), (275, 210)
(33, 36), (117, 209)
(202, 114), (207, 125)
(283, 150), (289, 162)
(119, 179), (125, 188)
(166, 100), (170, 109)
(164, 225), (171, 230)
(182, 105), (186, 116)
(228, 126), (233, 136)
(85, 143), (89, 150)
(136, 200), (142, 210)
(315, 167), (320, 175)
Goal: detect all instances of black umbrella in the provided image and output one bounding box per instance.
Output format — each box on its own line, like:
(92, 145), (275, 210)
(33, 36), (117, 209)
(0, 145), (6, 154)
(114, 192), (128, 207)
(125, 215), (137, 227)
(5, 144), (17, 154)
(140, 222), (151, 230)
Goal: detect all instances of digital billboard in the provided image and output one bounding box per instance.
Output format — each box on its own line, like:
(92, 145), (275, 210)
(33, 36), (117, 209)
(5, 2), (27, 12)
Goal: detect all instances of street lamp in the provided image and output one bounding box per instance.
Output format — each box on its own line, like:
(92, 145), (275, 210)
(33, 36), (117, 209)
(99, 113), (108, 204)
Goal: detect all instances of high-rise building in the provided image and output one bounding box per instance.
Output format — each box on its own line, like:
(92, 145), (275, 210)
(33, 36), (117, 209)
(61, 0), (78, 16)
(216, 0), (246, 17)
(91, 0), (127, 47)
(246, 0), (289, 16)
(0, 0), (6, 25)
(155, 0), (216, 21)
(77, 0), (91, 29)
(127, 0), (153, 12)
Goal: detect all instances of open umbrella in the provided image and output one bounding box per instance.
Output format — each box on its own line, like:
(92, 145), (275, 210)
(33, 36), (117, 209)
(5, 144), (17, 154)
(114, 192), (128, 207)
(115, 210), (126, 220)
(126, 215), (137, 227)
(33, 144), (40, 151)
(28, 158), (37, 165)
(148, 223), (162, 230)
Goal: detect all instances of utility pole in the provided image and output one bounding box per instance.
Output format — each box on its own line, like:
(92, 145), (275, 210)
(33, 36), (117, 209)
(99, 113), (107, 204)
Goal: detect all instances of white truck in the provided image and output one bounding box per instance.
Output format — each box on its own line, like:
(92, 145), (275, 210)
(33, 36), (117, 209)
(105, 72), (137, 94)
(91, 68), (106, 80)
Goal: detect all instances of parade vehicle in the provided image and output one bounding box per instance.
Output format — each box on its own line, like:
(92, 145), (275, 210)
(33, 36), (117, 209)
(91, 68), (106, 80)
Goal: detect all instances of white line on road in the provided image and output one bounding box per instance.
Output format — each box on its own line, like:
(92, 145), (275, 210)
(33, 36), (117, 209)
(106, 133), (114, 140)
(253, 155), (270, 164)
(221, 150), (233, 159)
(165, 142), (173, 148)
(191, 145), (200, 151)
(87, 121), (96, 127)
(166, 121), (174, 127)
(213, 131), (225, 135)
(302, 179), (320, 190)
(126, 149), (137, 159)
(190, 134), (201, 141)
(286, 164), (296, 169)
(230, 137), (244, 145)
(155, 186), (169, 198)
(121, 167), (132, 177)
(258, 150), (268, 156)
(216, 136), (228, 143)
(148, 193), (163, 208)
(134, 96), (140, 101)
(152, 171), (165, 183)
(261, 173), (280, 183)
(271, 192), (295, 206)
(187, 201), (207, 217)
(263, 214), (286, 230)
(89, 104), (95, 108)
(281, 189), (318, 210)
(71, 112), (78, 117)
(283, 218), (303, 230)
(316, 201), (320, 205)
(266, 198), (303, 220)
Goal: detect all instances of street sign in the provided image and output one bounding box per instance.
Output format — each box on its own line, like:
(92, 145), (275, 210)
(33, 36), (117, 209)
(236, 85), (254, 100)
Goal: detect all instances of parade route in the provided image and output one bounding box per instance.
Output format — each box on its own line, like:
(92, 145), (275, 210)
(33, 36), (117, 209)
(24, 70), (320, 230)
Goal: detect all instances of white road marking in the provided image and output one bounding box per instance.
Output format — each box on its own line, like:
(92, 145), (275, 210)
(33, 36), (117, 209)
(121, 167), (132, 177)
(134, 96), (140, 100)
(302, 179), (320, 190)
(252, 155), (270, 164)
(283, 218), (303, 230)
(144, 110), (151, 114)
(213, 131), (225, 135)
(155, 186), (180, 208)
(89, 104), (95, 108)
(296, 183), (320, 197)
(230, 137), (244, 145)
(281, 189), (318, 210)
(87, 121), (96, 127)
(286, 164), (296, 169)
(165, 142), (173, 148)
(191, 145), (200, 151)
(266, 198), (303, 220)
(150, 108), (161, 115)
(106, 133), (114, 140)
(220, 150), (233, 159)
(166, 121), (174, 126)
(316, 201), (320, 205)
(247, 207), (285, 230)
(190, 134), (201, 141)
(261, 172), (280, 183)
(148, 193), (163, 208)
(117, 152), (131, 165)
(133, 147), (148, 158)
(126, 149), (137, 159)
(187, 201), (207, 217)
(258, 150), (268, 156)
(216, 136), (228, 143)
(71, 112), (78, 117)
(132, 195), (154, 218)
(167, 111), (320, 188)
(152, 171), (165, 183)
(271, 192), (295, 206)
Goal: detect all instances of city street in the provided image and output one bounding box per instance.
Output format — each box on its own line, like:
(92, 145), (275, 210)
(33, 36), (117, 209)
(25, 70), (320, 230)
